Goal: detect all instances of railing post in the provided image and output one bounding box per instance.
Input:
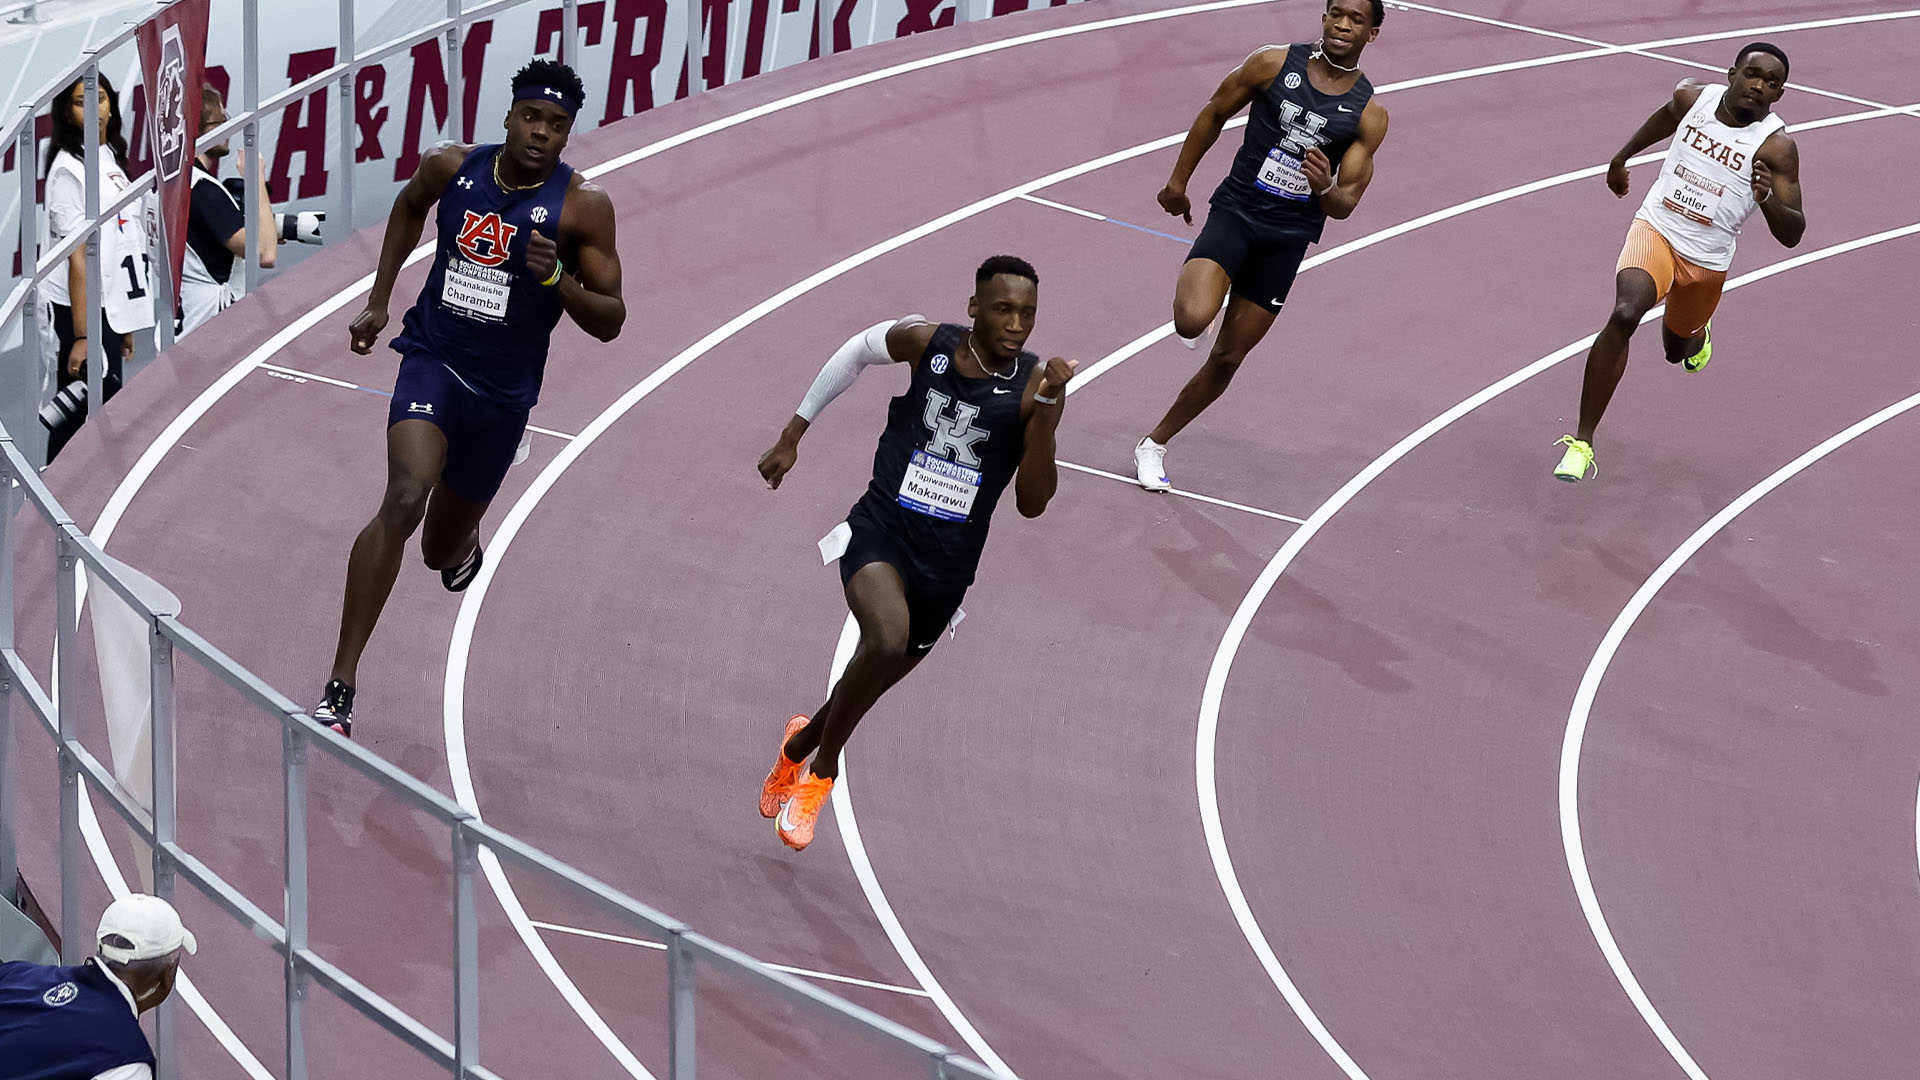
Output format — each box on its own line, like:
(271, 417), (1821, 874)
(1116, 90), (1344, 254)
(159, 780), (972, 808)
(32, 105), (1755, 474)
(242, 0), (261, 297)
(54, 531), (81, 962)
(668, 931), (695, 1079)
(336, 0), (356, 234)
(452, 818), (479, 1078)
(684, 0), (705, 96)
(562, 0), (579, 66)
(815, 0), (832, 57)
(148, 619), (178, 1075)
(14, 123), (34, 415)
(0, 452), (17, 903)
(283, 721), (310, 1080)
(81, 64), (104, 418)
(446, 0), (465, 143)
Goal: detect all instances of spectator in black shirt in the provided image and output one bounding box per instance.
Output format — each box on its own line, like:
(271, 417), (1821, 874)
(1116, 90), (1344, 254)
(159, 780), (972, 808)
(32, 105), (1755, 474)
(180, 86), (277, 336)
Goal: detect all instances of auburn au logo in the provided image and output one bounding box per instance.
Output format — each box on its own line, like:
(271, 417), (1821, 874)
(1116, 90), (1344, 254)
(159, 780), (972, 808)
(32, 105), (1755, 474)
(456, 210), (518, 267)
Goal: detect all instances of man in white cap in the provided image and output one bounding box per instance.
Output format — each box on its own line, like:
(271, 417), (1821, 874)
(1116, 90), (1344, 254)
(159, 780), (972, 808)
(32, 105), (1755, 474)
(0, 893), (197, 1079)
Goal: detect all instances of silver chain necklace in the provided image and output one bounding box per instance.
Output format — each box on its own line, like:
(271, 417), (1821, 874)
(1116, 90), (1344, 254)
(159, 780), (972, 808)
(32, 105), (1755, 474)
(1310, 39), (1360, 73)
(966, 332), (1019, 381)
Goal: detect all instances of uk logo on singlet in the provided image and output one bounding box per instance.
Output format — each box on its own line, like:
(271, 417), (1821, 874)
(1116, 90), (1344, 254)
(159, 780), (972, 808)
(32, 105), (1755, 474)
(455, 211), (518, 267)
(921, 389), (987, 467)
(1275, 100), (1331, 155)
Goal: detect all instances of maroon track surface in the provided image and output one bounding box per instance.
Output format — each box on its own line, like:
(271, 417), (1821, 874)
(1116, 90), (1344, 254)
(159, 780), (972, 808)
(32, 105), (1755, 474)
(10, 1), (1920, 1077)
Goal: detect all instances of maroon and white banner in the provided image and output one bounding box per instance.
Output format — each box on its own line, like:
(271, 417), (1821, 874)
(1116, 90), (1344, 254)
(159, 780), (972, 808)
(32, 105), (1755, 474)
(134, 0), (211, 299)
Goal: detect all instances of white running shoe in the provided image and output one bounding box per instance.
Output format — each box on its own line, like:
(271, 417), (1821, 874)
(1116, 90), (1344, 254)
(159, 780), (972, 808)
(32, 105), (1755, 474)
(1134, 437), (1171, 491)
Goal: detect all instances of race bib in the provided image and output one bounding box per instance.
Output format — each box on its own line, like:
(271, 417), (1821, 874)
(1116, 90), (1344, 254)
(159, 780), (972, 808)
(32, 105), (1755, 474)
(1254, 147), (1312, 200)
(442, 258), (512, 320)
(1659, 163), (1724, 225)
(897, 449), (981, 521)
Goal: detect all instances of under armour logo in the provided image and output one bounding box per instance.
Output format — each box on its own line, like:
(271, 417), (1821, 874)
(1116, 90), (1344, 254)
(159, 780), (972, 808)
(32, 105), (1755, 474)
(457, 177), (474, 189)
(530, 206), (549, 223)
(920, 389), (987, 467)
(408, 402), (434, 415)
(1275, 101), (1330, 155)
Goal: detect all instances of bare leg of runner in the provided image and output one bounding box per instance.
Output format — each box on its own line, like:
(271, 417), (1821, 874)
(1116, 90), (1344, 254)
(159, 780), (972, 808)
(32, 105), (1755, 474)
(328, 419), (446, 686)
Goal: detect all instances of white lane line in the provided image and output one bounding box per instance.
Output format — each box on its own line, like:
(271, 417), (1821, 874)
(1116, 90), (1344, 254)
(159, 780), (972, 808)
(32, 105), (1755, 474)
(255, 363), (579, 439)
(1402, 2), (1920, 119)
(579, 0), (1285, 179)
(261, 362), (361, 390)
(80, 10), (1918, 1076)
(1194, 222), (1920, 1080)
(821, 616), (1016, 1076)
(526, 920), (934, 997)
(1564, 391), (1920, 1080)
(1914, 770), (1919, 892)
(1055, 459), (1307, 524)
(1378, 7), (1920, 104)
(1016, 193), (1105, 221)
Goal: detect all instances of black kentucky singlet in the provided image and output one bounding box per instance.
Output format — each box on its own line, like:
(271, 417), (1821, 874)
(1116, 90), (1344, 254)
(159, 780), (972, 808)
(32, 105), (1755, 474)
(1211, 43), (1375, 244)
(851, 323), (1037, 586)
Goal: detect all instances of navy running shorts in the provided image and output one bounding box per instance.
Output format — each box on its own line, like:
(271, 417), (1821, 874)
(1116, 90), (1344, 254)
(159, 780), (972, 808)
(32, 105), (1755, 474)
(838, 517), (969, 656)
(1187, 211), (1312, 315)
(388, 350), (530, 503)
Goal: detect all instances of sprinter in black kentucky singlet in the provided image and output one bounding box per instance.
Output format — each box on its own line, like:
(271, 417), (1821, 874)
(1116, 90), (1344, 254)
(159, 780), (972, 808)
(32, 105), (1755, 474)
(754, 255), (1078, 851)
(1134, 0), (1390, 492)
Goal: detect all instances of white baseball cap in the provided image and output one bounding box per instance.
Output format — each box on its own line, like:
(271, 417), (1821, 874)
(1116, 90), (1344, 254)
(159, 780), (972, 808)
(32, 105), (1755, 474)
(96, 894), (198, 963)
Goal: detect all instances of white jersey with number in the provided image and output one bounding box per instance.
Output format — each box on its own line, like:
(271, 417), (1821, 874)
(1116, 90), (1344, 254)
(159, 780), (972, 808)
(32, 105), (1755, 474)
(41, 150), (156, 331)
(1636, 84), (1786, 272)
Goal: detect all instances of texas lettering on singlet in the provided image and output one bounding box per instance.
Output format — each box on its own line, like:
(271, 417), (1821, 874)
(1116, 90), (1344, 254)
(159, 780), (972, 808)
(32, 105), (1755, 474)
(1213, 44), (1375, 242)
(1638, 83), (1785, 270)
(392, 144), (573, 409)
(854, 324), (1036, 579)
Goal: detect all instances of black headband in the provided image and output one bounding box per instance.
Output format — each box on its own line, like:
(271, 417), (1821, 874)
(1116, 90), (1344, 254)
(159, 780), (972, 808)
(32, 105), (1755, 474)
(513, 84), (581, 117)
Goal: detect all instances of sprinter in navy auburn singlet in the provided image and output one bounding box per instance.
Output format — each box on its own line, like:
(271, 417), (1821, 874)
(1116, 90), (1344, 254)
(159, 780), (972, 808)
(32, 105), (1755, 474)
(752, 255), (1079, 851)
(313, 59), (626, 737)
(1134, 0), (1389, 493)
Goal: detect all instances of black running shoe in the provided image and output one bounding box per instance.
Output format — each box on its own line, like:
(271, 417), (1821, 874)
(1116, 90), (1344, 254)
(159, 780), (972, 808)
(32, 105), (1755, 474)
(442, 545), (483, 592)
(313, 679), (355, 738)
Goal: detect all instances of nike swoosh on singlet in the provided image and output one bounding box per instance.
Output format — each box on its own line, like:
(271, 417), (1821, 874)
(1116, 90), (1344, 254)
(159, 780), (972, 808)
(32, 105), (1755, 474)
(992, 388), (1013, 394)
(1337, 105), (1354, 112)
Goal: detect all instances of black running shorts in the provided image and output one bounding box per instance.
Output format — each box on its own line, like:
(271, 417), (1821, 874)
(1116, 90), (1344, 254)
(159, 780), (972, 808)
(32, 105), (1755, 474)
(837, 517), (969, 656)
(1187, 210), (1312, 315)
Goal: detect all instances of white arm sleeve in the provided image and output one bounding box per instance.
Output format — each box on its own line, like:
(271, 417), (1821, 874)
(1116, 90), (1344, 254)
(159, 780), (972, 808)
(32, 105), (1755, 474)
(795, 317), (921, 421)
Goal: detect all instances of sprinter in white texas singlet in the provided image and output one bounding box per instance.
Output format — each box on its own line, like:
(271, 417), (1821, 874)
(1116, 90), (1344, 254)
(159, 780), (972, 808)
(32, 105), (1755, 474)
(1554, 42), (1806, 482)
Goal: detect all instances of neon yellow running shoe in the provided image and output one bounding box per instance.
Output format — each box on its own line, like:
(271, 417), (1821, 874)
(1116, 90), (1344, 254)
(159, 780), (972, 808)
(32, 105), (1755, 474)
(1682, 320), (1712, 372)
(1554, 435), (1596, 482)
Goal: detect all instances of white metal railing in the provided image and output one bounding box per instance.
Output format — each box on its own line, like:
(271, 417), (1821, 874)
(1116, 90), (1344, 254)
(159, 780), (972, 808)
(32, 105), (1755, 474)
(1, 423), (1002, 1077)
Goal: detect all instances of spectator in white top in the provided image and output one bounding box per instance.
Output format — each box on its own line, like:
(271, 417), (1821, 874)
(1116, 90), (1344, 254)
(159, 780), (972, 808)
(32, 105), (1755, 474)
(40, 74), (156, 463)
(0, 892), (198, 1080)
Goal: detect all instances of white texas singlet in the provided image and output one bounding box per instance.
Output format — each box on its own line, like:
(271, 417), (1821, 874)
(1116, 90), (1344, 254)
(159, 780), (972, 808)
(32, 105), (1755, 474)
(1636, 83), (1786, 271)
